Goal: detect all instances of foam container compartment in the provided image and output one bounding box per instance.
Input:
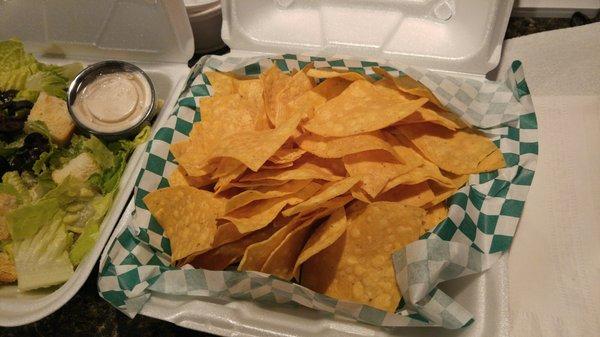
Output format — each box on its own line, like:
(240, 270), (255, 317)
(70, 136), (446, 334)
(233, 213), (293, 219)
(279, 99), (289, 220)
(2, 0), (516, 335)
(0, 0), (193, 326)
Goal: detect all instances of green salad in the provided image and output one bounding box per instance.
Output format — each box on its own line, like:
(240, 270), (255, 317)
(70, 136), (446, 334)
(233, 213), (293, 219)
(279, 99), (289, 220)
(0, 40), (149, 290)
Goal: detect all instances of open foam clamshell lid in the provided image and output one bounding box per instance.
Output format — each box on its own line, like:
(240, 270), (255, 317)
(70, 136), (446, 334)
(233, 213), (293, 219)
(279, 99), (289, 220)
(0, 0), (194, 327)
(222, 0), (514, 75)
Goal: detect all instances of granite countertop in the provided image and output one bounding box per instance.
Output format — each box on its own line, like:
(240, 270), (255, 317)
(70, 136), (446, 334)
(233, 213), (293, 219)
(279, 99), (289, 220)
(2, 15), (597, 337)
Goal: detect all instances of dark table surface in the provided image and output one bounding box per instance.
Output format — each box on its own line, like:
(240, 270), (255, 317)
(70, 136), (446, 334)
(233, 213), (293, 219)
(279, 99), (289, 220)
(2, 14), (598, 337)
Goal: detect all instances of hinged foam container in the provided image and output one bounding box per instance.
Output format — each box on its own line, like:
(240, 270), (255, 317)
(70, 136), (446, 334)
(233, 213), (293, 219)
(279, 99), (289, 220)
(97, 1), (517, 336)
(0, 0), (194, 327)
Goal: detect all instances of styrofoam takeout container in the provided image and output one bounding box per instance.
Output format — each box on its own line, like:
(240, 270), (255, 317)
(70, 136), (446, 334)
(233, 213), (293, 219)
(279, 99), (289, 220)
(96, 1), (516, 336)
(0, 0), (194, 327)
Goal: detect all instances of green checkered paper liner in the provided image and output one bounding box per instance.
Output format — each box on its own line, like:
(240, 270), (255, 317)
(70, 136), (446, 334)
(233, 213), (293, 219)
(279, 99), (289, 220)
(98, 54), (537, 329)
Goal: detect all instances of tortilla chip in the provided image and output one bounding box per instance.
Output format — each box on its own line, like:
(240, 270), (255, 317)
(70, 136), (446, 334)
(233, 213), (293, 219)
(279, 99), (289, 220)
(381, 159), (453, 193)
(282, 177), (360, 217)
(397, 123), (499, 174)
(292, 207), (347, 277)
(312, 77), (351, 100)
(306, 68), (373, 82)
(222, 182), (321, 233)
(239, 196), (350, 274)
(342, 150), (412, 198)
(397, 105), (467, 130)
(261, 162), (294, 170)
(424, 174), (470, 208)
(304, 80), (427, 137)
(477, 148), (506, 172)
(231, 179), (292, 189)
(269, 147), (306, 164)
(301, 202), (424, 312)
(296, 130), (402, 161)
(206, 111), (304, 171)
(189, 223), (280, 270)
(421, 203), (448, 235)
(261, 66), (291, 126)
(271, 69), (314, 126)
(212, 221), (246, 248)
(205, 71), (237, 95)
(373, 67), (443, 108)
(225, 180), (312, 213)
(168, 166), (214, 188)
(241, 154), (345, 182)
(144, 186), (224, 262)
(214, 164), (247, 193)
(285, 90), (326, 121)
(374, 182), (434, 207)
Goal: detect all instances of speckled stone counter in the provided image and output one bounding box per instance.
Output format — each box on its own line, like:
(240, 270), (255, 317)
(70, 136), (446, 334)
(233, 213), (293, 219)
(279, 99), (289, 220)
(2, 15), (597, 337)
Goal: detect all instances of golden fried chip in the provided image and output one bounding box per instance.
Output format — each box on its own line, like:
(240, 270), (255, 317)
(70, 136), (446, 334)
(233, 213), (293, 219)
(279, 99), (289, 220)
(477, 148), (506, 172)
(214, 164), (246, 193)
(144, 186), (224, 262)
(225, 180), (312, 213)
(301, 202), (424, 312)
(212, 221), (246, 248)
(397, 105), (467, 130)
(222, 182), (321, 233)
(296, 130), (402, 161)
(262, 66), (291, 126)
(241, 154), (345, 182)
(397, 123), (499, 175)
(284, 89), (326, 122)
(188, 223), (280, 270)
(304, 80), (427, 137)
(292, 207), (347, 277)
(421, 203), (448, 235)
(205, 71), (237, 95)
(342, 150), (412, 198)
(374, 182), (434, 207)
(271, 69), (314, 126)
(373, 67), (443, 108)
(306, 68), (373, 82)
(381, 159), (453, 193)
(261, 162), (294, 170)
(239, 196), (350, 274)
(424, 174), (470, 208)
(268, 147), (306, 164)
(205, 111), (304, 172)
(168, 166), (214, 188)
(312, 77), (351, 100)
(282, 177), (360, 217)
(231, 179), (292, 189)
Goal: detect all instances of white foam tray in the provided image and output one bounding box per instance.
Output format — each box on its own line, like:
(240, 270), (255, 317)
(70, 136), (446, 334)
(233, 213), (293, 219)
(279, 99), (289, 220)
(0, 0), (193, 326)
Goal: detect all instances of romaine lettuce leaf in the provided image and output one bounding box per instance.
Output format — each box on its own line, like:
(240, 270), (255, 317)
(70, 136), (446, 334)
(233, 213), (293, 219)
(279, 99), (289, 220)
(69, 192), (114, 265)
(0, 40), (83, 101)
(1, 171), (30, 203)
(7, 176), (89, 240)
(13, 212), (74, 291)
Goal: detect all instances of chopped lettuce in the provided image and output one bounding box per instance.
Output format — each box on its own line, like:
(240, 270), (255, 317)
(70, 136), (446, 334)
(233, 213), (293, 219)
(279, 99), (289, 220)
(7, 176), (88, 240)
(1, 171), (31, 203)
(69, 192), (114, 265)
(89, 126), (150, 194)
(13, 212), (74, 291)
(0, 39), (82, 102)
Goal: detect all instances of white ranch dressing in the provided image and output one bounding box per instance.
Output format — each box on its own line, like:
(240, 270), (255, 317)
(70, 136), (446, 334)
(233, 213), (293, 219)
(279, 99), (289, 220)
(72, 72), (151, 133)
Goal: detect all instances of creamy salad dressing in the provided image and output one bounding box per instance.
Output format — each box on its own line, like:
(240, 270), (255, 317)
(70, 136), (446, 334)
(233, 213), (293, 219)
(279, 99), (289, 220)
(72, 72), (151, 133)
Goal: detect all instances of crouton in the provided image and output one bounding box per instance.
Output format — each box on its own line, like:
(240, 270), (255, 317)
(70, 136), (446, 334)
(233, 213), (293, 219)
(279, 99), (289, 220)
(0, 252), (16, 283)
(51, 152), (100, 184)
(0, 194), (17, 241)
(27, 92), (75, 145)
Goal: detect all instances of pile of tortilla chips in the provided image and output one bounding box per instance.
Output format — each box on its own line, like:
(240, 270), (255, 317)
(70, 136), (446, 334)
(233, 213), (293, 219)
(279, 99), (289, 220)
(143, 63), (505, 313)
